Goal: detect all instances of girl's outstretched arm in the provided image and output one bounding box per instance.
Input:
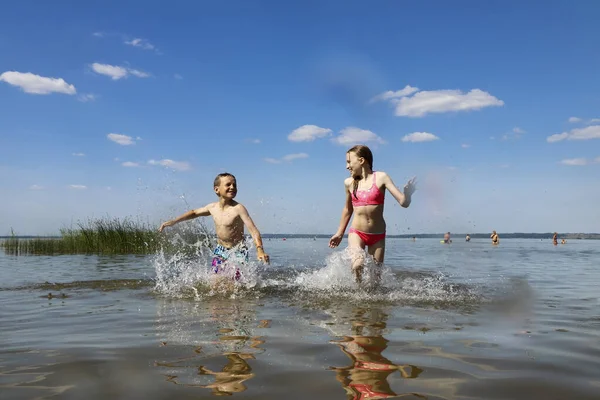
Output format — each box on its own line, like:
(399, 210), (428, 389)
(329, 179), (354, 248)
(381, 172), (416, 208)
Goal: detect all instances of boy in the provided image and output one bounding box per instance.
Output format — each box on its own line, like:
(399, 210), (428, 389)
(159, 173), (269, 280)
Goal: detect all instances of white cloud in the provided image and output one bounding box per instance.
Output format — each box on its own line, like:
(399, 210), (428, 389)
(29, 185), (44, 190)
(91, 63), (128, 80)
(124, 38), (155, 50)
(92, 32), (104, 38)
(148, 159), (191, 171)
(560, 158), (589, 166)
(282, 153), (309, 162)
(461, 144), (471, 148)
(370, 85), (419, 103)
(107, 133), (135, 145)
(288, 125), (332, 142)
(90, 63), (150, 80)
(331, 127), (385, 146)
(122, 161), (139, 167)
(128, 69), (151, 78)
(78, 93), (97, 102)
(264, 153), (309, 164)
(401, 132), (440, 143)
(547, 125), (600, 143)
(513, 127), (526, 134)
(559, 157), (600, 166)
(72, 153), (85, 157)
(568, 117), (582, 123)
(174, 74), (183, 80)
(246, 138), (261, 144)
(379, 87), (503, 117)
(590, 118), (600, 124)
(0, 71), (76, 95)
(69, 185), (87, 190)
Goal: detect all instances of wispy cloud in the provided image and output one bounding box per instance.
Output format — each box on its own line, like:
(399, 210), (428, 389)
(72, 153), (85, 157)
(373, 86), (504, 117)
(331, 127), (385, 146)
(78, 93), (97, 102)
(92, 32), (104, 38)
(288, 125), (332, 142)
(461, 144), (471, 148)
(90, 63), (150, 80)
(567, 116), (600, 125)
(559, 157), (600, 166)
(0, 71), (76, 95)
(148, 159), (191, 171)
(107, 133), (136, 146)
(401, 132), (440, 143)
(547, 125), (600, 143)
(29, 185), (44, 190)
(122, 161), (139, 167)
(369, 85), (419, 103)
(124, 38), (155, 50)
(69, 185), (87, 190)
(264, 153), (309, 164)
(502, 127), (526, 141)
(246, 138), (261, 144)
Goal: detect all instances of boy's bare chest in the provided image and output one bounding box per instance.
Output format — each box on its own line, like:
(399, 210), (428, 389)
(212, 209), (241, 227)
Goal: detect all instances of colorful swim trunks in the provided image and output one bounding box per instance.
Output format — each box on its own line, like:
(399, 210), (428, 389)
(211, 243), (249, 281)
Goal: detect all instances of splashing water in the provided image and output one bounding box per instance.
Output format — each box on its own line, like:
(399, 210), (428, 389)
(153, 234), (482, 309)
(153, 228), (264, 299)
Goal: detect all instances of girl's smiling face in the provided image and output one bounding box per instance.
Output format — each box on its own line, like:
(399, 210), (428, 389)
(346, 151), (364, 178)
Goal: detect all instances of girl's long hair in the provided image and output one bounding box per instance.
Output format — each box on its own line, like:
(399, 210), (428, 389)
(347, 145), (373, 199)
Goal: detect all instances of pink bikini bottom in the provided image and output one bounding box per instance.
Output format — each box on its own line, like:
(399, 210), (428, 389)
(349, 228), (386, 246)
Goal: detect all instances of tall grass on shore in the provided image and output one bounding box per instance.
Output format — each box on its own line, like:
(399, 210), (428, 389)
(1, 218), (211, 256)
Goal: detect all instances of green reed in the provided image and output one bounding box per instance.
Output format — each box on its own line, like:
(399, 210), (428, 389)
(1, 217), (211, 256)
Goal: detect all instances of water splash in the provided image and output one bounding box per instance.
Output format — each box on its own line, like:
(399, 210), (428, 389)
(153, 229), (264, 299)
(152, 232), (482, 310)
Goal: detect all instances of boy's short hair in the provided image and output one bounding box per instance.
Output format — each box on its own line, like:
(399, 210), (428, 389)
(213, 173), (236, 188)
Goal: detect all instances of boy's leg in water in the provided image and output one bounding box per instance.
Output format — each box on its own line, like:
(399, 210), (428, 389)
(367, 239), (386, 285)
(348, 233), (366, 283)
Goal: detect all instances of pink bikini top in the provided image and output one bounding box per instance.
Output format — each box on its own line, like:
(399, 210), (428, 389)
(351, 171), (385, 207)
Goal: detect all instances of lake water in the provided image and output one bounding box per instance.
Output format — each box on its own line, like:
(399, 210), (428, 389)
(1, 238), (599, 399)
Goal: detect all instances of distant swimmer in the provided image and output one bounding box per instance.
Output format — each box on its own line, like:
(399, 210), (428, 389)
(561, 239), (567, 244)
(465, 234), (471, 242)
(553, 232), (558, 246)
(491, 230), (499, 245)
(443, 232), (452, 244)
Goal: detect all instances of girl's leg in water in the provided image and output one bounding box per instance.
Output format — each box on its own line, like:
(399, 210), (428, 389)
(368, 239), (386, 285)
(348, 233), (366, 283)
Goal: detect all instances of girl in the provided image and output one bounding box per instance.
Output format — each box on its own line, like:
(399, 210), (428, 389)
(329, 145), (416, 283)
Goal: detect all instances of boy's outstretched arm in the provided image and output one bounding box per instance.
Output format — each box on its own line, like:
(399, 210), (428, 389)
(329, 181), (354, 248)
(238, 205), (270, 264)
(158, 205), (211, 232)
(382, 173), (416, 208)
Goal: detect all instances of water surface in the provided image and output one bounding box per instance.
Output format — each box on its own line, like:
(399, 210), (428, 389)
(1, 238), (599, 399)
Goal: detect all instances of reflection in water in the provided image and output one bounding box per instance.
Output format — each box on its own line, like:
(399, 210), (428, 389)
(328, 308), (424, 399)
(154, 298), (267, 396)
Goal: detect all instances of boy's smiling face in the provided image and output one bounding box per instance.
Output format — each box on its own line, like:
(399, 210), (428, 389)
(215, 176), (237, 199)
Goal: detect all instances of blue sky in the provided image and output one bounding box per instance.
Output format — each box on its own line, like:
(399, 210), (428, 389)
(1, 1), (599, 235)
